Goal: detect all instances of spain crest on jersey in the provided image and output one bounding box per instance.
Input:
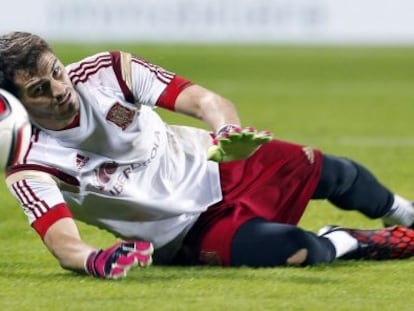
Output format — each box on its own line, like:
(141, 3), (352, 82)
(106, 102), (136, 130)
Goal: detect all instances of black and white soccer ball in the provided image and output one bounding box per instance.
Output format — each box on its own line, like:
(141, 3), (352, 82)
(0, 89), (31, 171)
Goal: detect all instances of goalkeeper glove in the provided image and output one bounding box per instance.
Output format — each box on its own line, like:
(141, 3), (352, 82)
(207, 124), (273, 162)
(85, 241), (153, 279)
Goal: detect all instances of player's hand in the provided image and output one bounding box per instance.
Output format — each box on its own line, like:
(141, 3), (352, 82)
(85, 241), (153, 279)
(207, 125), (273, 162)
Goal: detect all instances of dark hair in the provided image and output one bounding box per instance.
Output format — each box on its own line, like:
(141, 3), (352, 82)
(0, 32), (52, 97)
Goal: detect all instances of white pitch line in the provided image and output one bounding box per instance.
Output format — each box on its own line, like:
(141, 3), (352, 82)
(339, 137), (414, 147)
(287, 136), (414, 147)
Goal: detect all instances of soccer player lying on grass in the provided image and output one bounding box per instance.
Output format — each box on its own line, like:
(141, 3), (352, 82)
(1, 31), (414, 279)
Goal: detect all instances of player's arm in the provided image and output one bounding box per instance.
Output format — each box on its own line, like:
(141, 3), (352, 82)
(43, 217), (153, 279)
(6, 168), (153, 279)
(174, 84), (241, 133)
(158, 76), (272, 162)
(122, 52), (273, 161)
(42, 217), (95, 272)
(119, 51), (239, 132)
(174, 84), (273, 162)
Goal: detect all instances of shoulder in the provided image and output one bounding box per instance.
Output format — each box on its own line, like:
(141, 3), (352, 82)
(66, 52), (112, 73)
(6, 165), (59, 187)
(6, 163), (80, 190)
(66, 52), (116, 86)
(65, 51), (135, 74)
(66, 51), (139, 88)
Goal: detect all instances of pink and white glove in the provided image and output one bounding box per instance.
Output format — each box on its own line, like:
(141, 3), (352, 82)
(207, 124), (273, 162)
(85, 241), (153, 279)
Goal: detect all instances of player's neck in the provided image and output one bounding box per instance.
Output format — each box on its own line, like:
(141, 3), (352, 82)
(32, 112), (80, 131)
(60, 112), (81, 130)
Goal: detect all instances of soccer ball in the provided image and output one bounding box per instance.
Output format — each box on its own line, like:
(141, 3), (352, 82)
(0, 89), (32, 171)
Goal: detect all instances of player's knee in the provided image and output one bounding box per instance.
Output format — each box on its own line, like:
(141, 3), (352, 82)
(283, 227), (335, 266)
(231, 219), (334, 267)
(286, 248), (308, 266)
(314, 155), (358, 200)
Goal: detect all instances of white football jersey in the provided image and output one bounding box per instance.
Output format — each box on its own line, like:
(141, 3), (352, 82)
(6, 52), (222, 256)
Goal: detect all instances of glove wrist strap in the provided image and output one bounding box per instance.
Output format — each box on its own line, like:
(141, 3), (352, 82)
(84, 249), (101, 277)
(215, 124), (240, 136)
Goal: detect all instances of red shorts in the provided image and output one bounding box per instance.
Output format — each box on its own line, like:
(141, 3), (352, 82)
(185, 139), (323, 266)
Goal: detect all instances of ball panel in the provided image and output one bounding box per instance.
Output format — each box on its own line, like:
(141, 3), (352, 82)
(0, 96), (10, 117)
(0, 129), (13, 170)
(8, 121), (32, 167)
(0, 89), (31, 171)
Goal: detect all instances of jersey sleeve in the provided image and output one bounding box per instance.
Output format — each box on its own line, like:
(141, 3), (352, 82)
(156, 75), (193, 111)
(6, 169), (73, 239)
(110, 51), (192, 111)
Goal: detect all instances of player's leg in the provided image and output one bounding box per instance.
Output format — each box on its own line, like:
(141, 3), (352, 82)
(231, 218), (414, 266)
(312, 154), (414, 226)
(230, 218), (337, 266)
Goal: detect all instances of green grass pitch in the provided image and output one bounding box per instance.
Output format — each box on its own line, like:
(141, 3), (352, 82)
(1, 43), (414, 310)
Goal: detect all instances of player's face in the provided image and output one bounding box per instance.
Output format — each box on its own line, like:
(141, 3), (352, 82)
(13, 51), (80, 130)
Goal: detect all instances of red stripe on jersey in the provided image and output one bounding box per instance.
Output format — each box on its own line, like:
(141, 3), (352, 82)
(21, 179), (49, 214)
(71, 61), (112, 85)
(69, 54), (112, 85)
(32, 203), (73, 239)
(110, 51), (135, 103)
(131, 56), (175, 84)
(32, 126), (40, 142)
(8, 165), (74, 239)
(12, 181), (42, 217)
(68, 54), (111, 77)
(12, 179), (51, 221)
(156, 75), (193, 111)
(7, 164), (80, 186)
(22, 125), (37, 164)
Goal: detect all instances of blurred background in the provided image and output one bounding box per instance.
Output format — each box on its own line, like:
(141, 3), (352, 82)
(2, 0), (414, 45)
(2, 2), (414, 309)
